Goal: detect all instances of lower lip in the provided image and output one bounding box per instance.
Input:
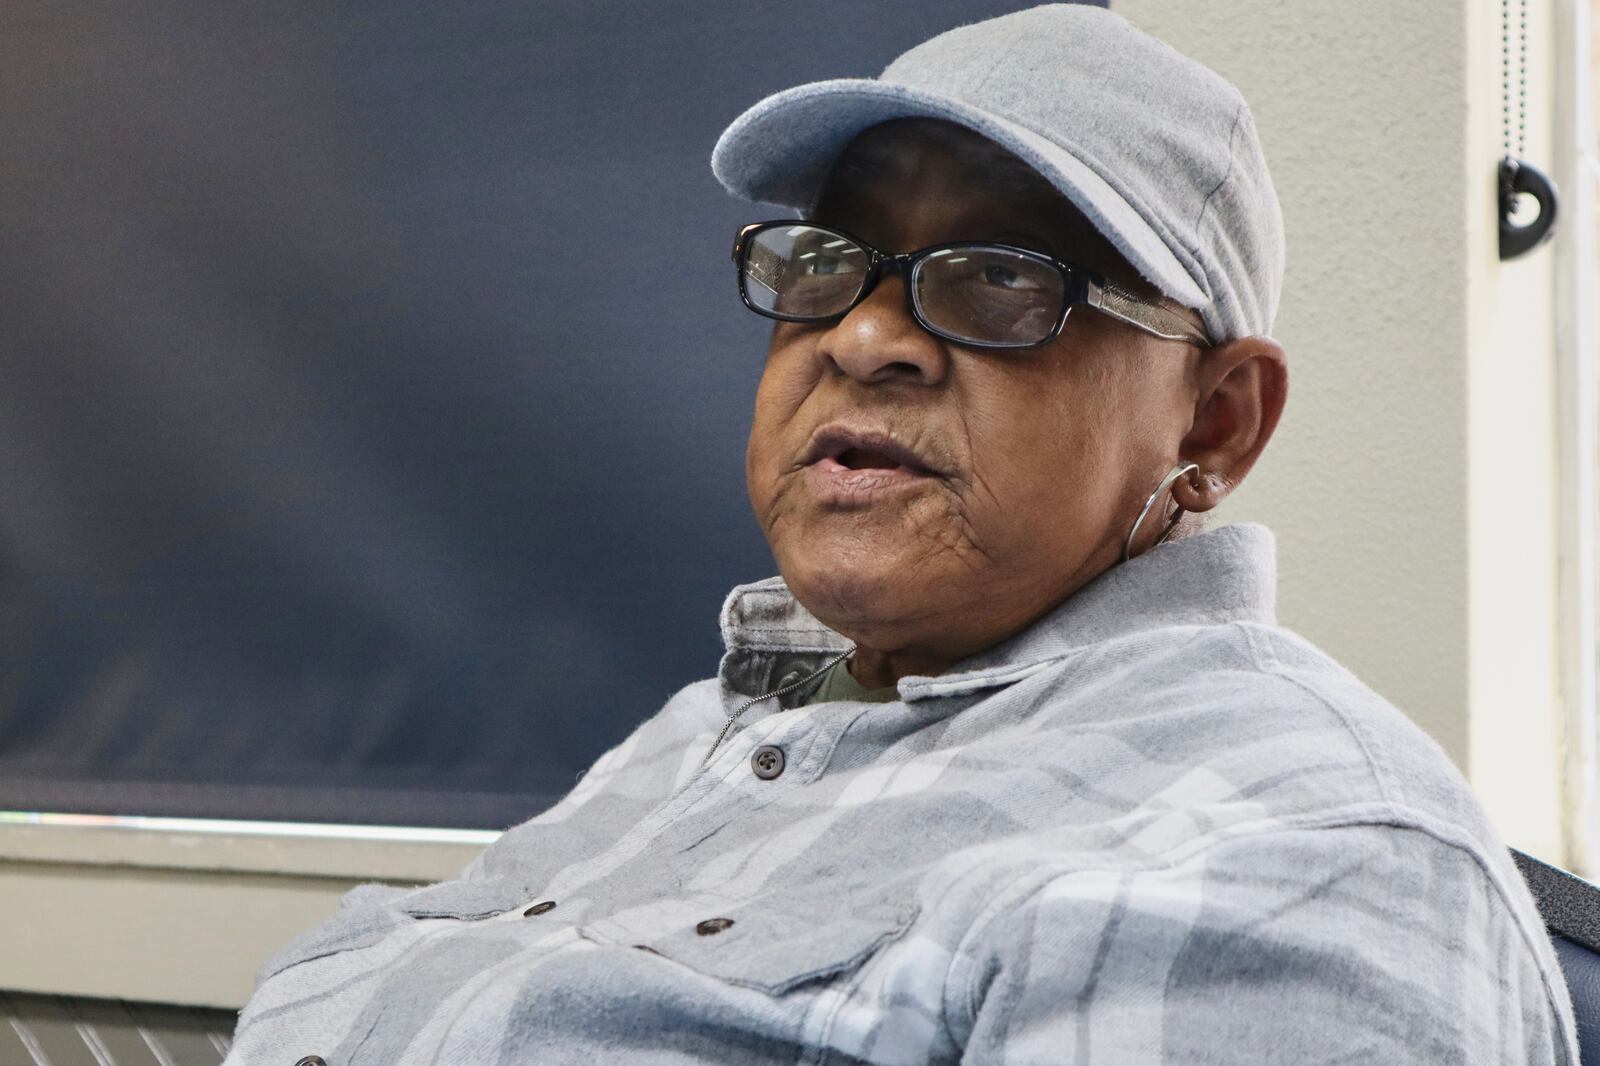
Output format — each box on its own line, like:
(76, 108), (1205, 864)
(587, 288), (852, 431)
(803, 456), (939, 506)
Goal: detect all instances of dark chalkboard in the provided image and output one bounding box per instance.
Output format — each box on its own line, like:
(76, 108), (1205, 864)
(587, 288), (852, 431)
(0, 0), (1100, 827)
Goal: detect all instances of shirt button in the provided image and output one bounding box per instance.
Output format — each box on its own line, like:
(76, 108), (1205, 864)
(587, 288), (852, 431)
(696, 917), (735, 936)
(751, 744), (785, 780)
(295, 1057), (328, 1066)
(523, 900), (557, 916)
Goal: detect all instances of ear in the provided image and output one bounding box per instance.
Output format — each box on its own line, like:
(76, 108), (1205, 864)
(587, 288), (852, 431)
(1168, 334), (1289, 515)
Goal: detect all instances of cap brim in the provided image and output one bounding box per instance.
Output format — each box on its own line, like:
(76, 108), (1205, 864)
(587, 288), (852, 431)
(711, 78), (1208, 310)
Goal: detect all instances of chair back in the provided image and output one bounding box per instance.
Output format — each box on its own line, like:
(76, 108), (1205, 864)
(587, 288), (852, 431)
(1512, 847), (1600, 1064)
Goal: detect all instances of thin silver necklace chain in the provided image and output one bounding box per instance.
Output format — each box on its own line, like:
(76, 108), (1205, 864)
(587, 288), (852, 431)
(698, 644), (857, 767)
(1501, 0), (1528, 159)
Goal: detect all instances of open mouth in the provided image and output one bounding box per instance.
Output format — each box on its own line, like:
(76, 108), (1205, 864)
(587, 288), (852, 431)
(801, 424), (941, 478)
(835, 446), (910, 471)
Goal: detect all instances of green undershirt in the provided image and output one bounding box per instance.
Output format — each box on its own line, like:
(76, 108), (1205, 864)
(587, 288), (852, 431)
(800, 656), (901, 705)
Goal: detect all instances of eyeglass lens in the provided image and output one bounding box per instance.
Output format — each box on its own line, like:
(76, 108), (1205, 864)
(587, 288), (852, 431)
(740, 224), (1067, 347)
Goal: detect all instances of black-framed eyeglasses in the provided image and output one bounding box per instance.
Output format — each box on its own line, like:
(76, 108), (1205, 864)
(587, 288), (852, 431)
(731, 219), (1213, 351)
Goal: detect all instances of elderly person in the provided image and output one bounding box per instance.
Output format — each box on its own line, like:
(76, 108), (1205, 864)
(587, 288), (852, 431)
(226, 6), (1577, 1064)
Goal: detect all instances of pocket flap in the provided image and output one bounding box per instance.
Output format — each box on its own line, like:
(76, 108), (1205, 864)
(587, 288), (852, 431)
(582, 889), (920, 996)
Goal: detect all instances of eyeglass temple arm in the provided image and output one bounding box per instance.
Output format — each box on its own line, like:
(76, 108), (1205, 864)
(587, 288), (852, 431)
(1085, 278), (1213, 348)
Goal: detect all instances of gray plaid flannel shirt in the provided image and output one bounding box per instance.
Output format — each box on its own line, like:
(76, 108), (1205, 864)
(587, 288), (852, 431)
(227, 521), (1578, 1064)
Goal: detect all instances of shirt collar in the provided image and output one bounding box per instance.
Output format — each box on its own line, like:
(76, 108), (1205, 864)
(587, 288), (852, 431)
(718, 520), (1278, 701)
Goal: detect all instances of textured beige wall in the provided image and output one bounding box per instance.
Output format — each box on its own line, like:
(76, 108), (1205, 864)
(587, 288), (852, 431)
(1116, 0), (1569, 861)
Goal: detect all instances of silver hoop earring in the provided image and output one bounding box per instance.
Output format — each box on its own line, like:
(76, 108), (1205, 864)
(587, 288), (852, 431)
(1123, 461), (1201, 563)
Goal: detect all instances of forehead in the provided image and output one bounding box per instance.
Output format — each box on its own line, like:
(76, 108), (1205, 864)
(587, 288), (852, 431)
(813, 118), (1160, 297)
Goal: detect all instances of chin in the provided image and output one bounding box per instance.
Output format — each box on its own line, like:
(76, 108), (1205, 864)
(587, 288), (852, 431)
(774, 538), (921, 638)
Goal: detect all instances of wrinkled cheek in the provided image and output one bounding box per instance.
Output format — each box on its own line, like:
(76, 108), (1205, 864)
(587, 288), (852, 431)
(745, 386), (813, 520)
(743, 443), (765, 515)
(748, 465), (805, 545)
(902, 484), (990, 561)
(745, 440), (785, 525)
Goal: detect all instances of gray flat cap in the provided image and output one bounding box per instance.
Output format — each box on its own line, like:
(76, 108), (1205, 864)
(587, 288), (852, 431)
(711, 3), (1284, 344)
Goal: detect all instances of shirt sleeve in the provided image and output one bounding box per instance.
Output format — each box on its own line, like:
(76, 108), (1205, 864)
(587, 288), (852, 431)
(956, 823), (1577, 1065)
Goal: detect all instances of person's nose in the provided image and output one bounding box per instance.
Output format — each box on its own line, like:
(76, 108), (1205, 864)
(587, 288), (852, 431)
(813, 271), (950, 386)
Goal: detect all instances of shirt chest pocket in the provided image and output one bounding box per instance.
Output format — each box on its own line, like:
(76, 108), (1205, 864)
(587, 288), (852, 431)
(576, 887), (921, 996)
(255, 878), (523, 984)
